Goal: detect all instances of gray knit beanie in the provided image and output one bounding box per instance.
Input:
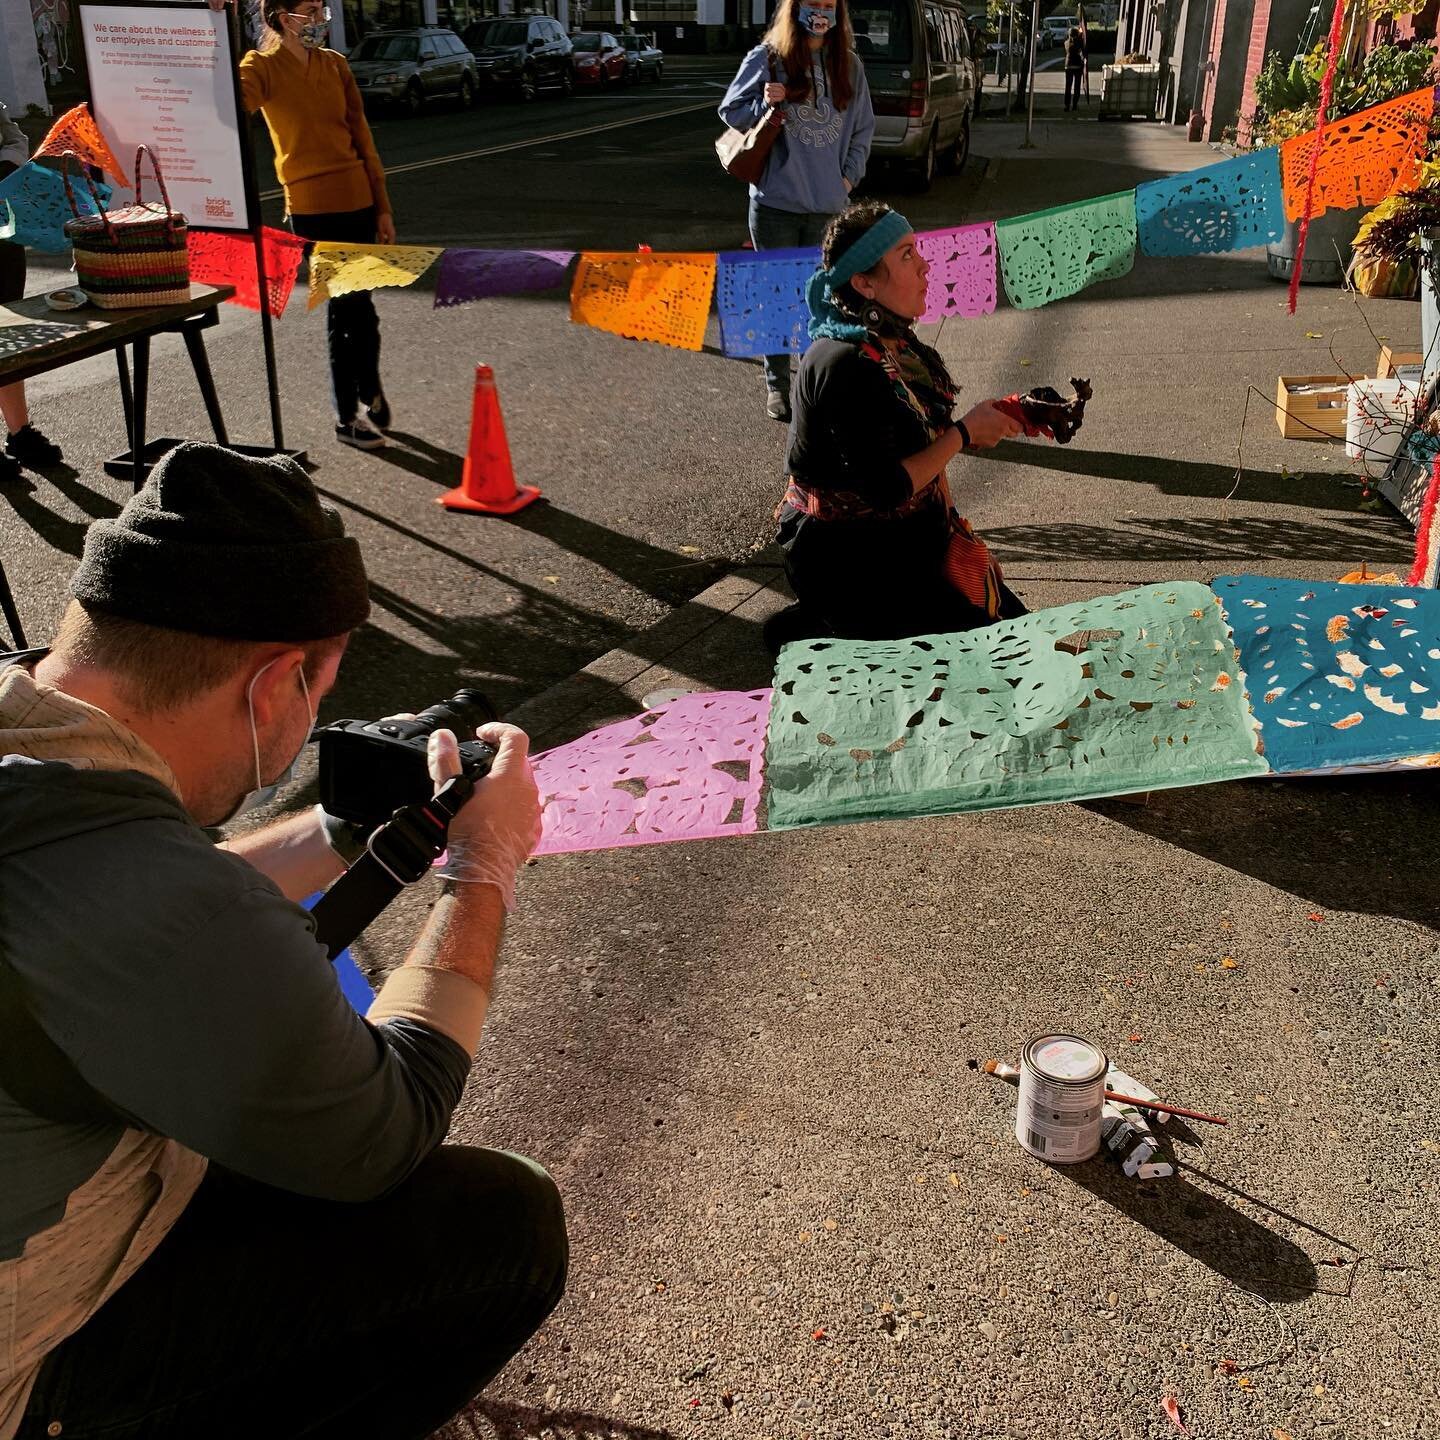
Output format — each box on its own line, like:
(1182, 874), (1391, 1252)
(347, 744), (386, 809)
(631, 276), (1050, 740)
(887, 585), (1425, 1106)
(70, 443), (370, 640)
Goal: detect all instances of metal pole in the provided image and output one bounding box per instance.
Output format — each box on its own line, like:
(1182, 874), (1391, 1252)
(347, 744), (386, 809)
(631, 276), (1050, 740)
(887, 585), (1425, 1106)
(224, 1), (287, 452)
(1022, 0), (1038, 146)
(1006, 0), (1014, 112)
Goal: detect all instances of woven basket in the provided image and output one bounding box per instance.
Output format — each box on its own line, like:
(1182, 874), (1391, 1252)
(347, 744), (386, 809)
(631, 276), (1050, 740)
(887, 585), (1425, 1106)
(63, 146), (190, 310)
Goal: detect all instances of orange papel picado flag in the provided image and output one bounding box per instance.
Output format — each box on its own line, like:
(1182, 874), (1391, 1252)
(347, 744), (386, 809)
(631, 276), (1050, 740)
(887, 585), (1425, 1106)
(1279, 85), (1435, 223)
(34, 104), (129, 187)
(569, 251), (717, 352)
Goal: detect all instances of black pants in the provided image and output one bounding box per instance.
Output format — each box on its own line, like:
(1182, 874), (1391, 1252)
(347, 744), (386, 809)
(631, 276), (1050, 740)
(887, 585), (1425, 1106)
(780, 513), (1028, 642)
(290, 207), (383, 424)
(1064, 68), (1083, 109)
(21, 1146), (568, 1439)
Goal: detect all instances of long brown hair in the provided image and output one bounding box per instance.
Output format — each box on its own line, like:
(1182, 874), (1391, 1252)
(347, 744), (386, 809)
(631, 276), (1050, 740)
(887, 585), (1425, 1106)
(761, 0), (856, 112)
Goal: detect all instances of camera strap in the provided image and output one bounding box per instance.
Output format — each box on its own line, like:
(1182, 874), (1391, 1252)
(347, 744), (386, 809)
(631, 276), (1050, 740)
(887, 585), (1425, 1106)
(310, 774), (475, 959)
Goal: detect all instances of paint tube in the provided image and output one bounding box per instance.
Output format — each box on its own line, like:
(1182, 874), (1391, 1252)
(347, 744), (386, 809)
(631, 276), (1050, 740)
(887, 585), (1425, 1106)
(1102, 1067), (1174, 1180)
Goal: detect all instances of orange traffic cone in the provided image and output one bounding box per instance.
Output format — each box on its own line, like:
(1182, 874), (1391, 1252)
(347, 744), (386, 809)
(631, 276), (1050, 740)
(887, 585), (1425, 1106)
(440, 364), (541, 515)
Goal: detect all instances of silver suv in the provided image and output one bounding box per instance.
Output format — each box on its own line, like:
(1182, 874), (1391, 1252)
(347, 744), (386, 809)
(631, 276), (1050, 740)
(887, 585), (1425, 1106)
(348, 27), (478, 115)
(855, 0), (977, 189)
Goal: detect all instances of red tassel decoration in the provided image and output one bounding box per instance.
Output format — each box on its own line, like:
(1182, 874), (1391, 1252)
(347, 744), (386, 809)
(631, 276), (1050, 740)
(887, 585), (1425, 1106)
(1288, 0), (1349, 314)
(1406, 454), (1440, 586)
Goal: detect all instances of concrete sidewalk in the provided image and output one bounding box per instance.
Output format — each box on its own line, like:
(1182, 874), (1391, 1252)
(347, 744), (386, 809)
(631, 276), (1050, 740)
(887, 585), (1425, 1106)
(358, 96), (1437, 1440)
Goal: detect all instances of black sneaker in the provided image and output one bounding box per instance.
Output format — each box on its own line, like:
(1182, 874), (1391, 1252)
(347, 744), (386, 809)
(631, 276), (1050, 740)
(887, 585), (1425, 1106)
(5, 424), (63, 469)
(335, 418), (386, 451)
(0, 452), (22, 485)
(765, 390), (791, 423)
(365, 391), (391, 432)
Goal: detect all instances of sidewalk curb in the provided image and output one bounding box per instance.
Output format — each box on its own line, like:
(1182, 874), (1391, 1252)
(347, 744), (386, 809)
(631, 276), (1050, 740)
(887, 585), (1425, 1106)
(509, 558), (787, 750)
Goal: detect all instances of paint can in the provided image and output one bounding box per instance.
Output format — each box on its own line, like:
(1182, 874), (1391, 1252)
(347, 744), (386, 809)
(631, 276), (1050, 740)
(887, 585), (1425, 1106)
(1015, 1034), (1107, 1164)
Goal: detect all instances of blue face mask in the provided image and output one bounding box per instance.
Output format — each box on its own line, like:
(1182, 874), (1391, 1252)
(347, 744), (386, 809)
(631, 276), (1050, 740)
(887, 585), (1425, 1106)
(798, 4), (834, 35)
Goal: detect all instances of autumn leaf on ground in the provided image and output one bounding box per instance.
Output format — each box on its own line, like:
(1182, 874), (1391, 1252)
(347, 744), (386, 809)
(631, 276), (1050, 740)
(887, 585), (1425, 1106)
(678, 545), (702, 555)
(1304, 331), (1324, 339)
(1221, 957), (1239, 970)
(1273, 1430), (1294, 1440)
(812, 1327), (827, 1342)
(1019, 358), (1033, 366)
(1160, 1394), (1190, 1435)
(543, 575), (559, 584)
(1307, 912), (1326, 922)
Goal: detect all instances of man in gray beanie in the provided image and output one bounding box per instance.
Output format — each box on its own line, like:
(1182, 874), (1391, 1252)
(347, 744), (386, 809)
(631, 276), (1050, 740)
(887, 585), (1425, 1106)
(0, 444), (565, 1439)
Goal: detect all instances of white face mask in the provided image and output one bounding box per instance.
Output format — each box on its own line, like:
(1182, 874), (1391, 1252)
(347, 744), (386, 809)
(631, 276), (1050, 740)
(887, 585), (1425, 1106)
(219, 658), (316, 825)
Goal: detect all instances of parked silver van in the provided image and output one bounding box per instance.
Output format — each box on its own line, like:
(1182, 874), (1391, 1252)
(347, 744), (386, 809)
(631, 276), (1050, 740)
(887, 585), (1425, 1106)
(854, 0), (977, 189)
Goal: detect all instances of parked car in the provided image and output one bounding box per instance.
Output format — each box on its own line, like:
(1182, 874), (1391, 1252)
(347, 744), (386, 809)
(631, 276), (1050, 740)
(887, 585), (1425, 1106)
(465, 15), (573, 100)
(1042, 15), (1075, 48)
(569, 31), (628, 88)
(854, 0), (976, 189)
(616, 31), (664, 83)
(348, 27), (476, 115)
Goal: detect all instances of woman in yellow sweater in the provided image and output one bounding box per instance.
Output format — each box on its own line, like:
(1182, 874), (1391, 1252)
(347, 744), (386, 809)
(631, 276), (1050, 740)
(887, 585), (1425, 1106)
(241, 0), (396, 449)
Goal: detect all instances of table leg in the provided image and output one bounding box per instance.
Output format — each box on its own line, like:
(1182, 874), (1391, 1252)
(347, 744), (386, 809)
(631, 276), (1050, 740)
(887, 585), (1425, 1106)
(0, 556), (26, 650)
(130, 336), (150, 493)
(115, 348), (134, 434)
(182, 320), (230, 446)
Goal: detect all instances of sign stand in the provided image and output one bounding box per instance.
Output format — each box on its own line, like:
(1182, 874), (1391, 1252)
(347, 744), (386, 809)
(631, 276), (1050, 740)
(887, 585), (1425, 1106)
(223, 0), (290, 458)
(78, 0), (302, 479)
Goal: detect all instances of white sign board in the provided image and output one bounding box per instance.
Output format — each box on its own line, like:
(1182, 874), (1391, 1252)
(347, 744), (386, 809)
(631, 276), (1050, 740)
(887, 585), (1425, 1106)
(80, 3), (250, 231)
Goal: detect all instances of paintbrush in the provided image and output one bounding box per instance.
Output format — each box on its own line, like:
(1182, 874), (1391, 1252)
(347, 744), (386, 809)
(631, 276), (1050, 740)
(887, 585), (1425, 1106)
(970, 1058), (1229, 1128)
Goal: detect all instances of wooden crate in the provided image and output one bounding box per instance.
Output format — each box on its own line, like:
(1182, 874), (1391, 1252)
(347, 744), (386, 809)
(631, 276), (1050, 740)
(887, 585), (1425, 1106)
(1377, 345), (1423, 379)
(1275, 374), (1353, 440)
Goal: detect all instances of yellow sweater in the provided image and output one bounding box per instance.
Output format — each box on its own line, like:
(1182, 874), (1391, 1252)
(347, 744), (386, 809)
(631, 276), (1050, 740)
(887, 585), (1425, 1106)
(239, 45), (391, 218)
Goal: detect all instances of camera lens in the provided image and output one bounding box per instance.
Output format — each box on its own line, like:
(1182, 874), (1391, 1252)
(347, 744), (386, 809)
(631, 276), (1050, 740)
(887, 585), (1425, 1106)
(410, 689), (498, 741)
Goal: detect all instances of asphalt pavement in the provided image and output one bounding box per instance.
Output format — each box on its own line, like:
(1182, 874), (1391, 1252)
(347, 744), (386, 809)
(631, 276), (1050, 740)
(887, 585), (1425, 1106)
(5, 64), (1438, 1440)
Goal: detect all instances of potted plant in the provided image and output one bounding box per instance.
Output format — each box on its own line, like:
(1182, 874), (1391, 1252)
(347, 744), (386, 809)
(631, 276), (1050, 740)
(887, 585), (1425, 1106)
(1248, 32), (1438, 285)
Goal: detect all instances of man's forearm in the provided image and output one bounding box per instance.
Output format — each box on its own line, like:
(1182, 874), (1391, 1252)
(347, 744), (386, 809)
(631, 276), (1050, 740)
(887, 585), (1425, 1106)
(220, 808), (348, 902)
(364, 882), (505, 1056)
(410, 881), (505, 992)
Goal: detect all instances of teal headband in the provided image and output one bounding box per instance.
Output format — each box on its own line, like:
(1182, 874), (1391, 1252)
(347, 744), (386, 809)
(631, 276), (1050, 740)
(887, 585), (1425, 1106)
(806, 208), (913, 343)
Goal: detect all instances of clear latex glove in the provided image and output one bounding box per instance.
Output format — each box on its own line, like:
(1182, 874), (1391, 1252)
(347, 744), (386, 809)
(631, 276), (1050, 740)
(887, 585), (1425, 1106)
(428, 722), (542, 908)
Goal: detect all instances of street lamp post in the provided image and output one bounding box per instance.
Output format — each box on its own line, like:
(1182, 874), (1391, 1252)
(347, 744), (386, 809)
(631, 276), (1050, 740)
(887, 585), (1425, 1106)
(1022, 0), (1038, 147)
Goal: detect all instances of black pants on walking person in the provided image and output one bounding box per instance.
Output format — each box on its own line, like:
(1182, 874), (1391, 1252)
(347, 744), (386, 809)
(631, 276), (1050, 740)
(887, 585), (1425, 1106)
(1064, 67), (1083, 110)
(291, 206), (384, 425)
(20, 1146), (568, 1439)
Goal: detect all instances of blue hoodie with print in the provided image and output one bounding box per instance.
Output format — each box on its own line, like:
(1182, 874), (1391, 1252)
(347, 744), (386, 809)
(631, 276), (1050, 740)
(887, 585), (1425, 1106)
(719, 44), (875, 216)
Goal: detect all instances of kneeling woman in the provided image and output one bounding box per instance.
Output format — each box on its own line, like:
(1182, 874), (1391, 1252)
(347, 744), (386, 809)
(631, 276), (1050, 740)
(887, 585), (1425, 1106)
(774, 201), (1026, 643)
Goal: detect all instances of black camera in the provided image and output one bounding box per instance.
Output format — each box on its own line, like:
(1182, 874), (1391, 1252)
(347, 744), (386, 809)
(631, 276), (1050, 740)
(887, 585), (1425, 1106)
(315, 689), (498, 830)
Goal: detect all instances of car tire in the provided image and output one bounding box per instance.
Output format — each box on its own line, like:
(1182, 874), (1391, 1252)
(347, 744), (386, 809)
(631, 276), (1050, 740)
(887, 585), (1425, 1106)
(910, 126), (938, 191)
(942, 112), (971, 173)
(405, 81), (424, 117)
(459, 74), (476, 109)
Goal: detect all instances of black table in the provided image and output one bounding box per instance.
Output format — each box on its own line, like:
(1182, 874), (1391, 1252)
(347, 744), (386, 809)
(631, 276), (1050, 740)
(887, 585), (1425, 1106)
(0, 284), (236, 646)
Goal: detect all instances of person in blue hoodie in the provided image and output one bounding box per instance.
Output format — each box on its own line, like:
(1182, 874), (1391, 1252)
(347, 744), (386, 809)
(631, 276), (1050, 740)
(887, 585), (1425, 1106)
(719, 0), (874, 423)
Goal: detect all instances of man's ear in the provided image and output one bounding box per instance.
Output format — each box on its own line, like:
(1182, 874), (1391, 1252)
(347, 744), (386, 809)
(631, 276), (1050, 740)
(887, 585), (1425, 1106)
(246, 648), (306, 726)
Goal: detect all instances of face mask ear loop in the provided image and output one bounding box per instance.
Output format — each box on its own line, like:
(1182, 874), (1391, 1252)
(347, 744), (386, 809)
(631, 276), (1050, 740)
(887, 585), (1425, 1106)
(245, 665), (269, 795)
(297, 665), (315, 730)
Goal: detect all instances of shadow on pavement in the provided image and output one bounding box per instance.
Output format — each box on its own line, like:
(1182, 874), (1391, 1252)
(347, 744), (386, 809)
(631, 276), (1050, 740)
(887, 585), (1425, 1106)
(986, 514), (1411, 566)
(1065, 1163), (1320, 1303)
(1086, 774), (1440, 931)
(442, 1400), (677, 1440)
(972, 442), (1399, 514)
(331, 579), (630, 720)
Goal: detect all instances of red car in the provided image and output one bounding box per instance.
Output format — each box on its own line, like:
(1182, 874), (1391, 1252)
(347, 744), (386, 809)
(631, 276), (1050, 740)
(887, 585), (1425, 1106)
(570, 31), (627, 87)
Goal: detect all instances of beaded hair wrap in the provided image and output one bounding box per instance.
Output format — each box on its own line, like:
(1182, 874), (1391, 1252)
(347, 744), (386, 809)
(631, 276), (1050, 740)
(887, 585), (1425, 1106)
(806, 208), (913, 342)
